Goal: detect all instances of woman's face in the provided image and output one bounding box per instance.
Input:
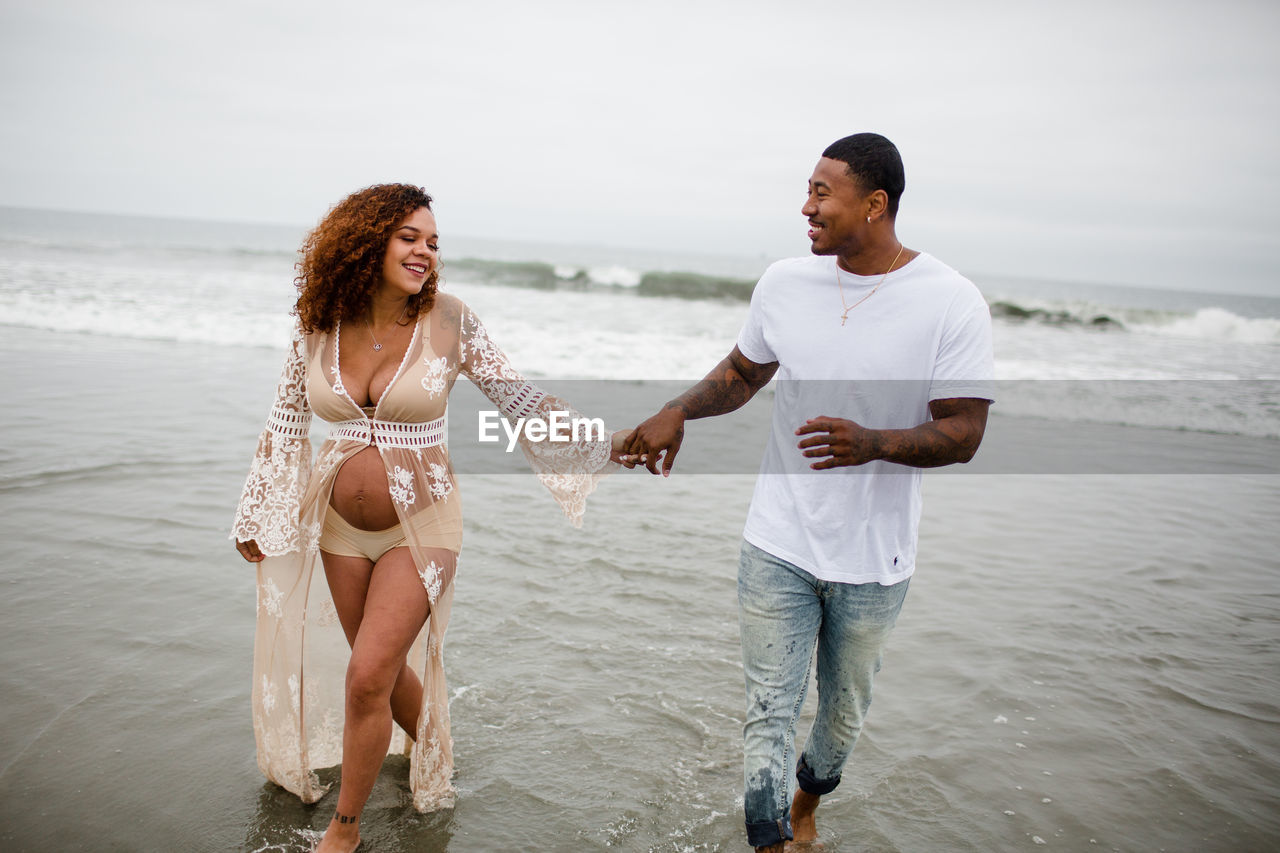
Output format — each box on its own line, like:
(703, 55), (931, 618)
(379, 206), (439, 297)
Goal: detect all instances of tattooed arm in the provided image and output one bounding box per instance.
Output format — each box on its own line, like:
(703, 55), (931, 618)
(794, 397), (991, 469)
(622, 346), (778, 476)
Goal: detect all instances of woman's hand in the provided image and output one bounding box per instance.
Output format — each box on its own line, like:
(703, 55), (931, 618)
(609, 428), (635, 465)
(235, 539), (265, 562)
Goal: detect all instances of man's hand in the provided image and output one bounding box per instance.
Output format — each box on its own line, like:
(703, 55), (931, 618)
(796, 398), (991, 470)
(235, 539), (265, 563)
(796, 417), (880, 469)
(622, 407), (686, 476)
(619, 345), (776, 477)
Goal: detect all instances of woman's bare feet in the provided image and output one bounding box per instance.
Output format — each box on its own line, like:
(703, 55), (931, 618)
(314, 812), (360, 853)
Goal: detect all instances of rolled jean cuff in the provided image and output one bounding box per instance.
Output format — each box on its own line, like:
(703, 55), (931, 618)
(796, 755), (841, 796)
(745, 815), (792, 848)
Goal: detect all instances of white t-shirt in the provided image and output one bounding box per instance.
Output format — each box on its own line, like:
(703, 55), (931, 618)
(735, 252), (995, 585)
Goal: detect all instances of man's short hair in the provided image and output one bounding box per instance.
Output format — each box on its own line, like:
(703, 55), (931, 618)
(822, 133), (905, 218)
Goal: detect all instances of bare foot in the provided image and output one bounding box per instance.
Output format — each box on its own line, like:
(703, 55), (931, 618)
(787, 788), (823, 848)
(314, 816), (360, 853)
(783, 841), (827, 852)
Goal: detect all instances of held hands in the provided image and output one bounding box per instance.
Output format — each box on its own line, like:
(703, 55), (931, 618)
(609, 428), (635, 464)
(618, 407), (686, 476)
(796, 416), (881, 469)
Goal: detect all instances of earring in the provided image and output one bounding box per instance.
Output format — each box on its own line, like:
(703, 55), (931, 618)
(866, 217), (871, 223)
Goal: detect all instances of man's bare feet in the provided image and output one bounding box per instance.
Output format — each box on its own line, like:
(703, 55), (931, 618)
(314, 813), (360, 853)
(786, 788), (824, 849)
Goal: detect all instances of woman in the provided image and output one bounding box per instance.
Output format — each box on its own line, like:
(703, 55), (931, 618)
(231, 184), (623, 853)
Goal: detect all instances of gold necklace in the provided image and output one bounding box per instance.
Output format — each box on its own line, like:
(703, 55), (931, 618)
(837, 244), (905, 326)
(368, 306), (407, 351)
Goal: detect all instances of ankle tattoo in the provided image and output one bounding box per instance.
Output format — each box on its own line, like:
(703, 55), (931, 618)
(335, 811), (358, 825)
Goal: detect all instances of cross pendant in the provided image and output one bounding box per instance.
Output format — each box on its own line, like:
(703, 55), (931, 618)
(840, 312), (849, 326)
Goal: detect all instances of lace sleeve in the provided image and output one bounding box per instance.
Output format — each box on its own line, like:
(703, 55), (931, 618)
(230, 324), (314, 555)
(458, 306), (615, 527)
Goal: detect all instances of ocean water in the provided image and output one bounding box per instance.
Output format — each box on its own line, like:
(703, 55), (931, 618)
(2, 205), (1278, 379)
(0, 208), (1278, 851)
(2, 205), (1277, 439)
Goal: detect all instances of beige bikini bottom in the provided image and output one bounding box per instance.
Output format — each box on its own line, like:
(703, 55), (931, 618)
(318, 500), (462, 561)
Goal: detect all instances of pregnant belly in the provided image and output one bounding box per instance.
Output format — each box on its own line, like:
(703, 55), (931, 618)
(329, 446), (399, 530)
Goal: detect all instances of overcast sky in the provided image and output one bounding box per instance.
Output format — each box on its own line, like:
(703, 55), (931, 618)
(1, 0), (1277, 294)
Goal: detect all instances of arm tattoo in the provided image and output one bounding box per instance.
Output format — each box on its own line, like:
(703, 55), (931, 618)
(874, 398), (990, 467)
(667, 348), (777, 421)
(876, 421), (976, 467)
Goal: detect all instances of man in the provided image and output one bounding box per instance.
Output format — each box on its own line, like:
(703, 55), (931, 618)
(623, 133), (994, 851)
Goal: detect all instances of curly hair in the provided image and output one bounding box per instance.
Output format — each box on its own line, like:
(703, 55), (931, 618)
(293, 184), (440, 333)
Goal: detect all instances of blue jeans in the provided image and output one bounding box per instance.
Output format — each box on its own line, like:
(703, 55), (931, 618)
(738, 540), (910, 848)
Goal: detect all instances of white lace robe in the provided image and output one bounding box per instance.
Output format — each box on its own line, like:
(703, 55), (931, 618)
(231, 293), (615, 810)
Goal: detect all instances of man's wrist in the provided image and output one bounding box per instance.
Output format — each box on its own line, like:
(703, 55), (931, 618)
(663, 400), (690, 420)
(866, 428), (889, 462)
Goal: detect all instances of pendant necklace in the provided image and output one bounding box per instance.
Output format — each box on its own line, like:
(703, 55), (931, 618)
(368, 306), (407, 351)
(837, 243), (905, 326)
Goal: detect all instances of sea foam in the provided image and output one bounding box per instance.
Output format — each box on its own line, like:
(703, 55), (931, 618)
(1135, 307), (1280, 345)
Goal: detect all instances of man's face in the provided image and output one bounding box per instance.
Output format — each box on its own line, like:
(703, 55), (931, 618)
(801, 157), (868, 256)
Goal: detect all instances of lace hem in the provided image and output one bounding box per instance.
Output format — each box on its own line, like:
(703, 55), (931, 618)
(231, 324), (313, 555)
(524, 427), (618, 527)
(230, 433), (313, 555)
(459, 309), (616, 525)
